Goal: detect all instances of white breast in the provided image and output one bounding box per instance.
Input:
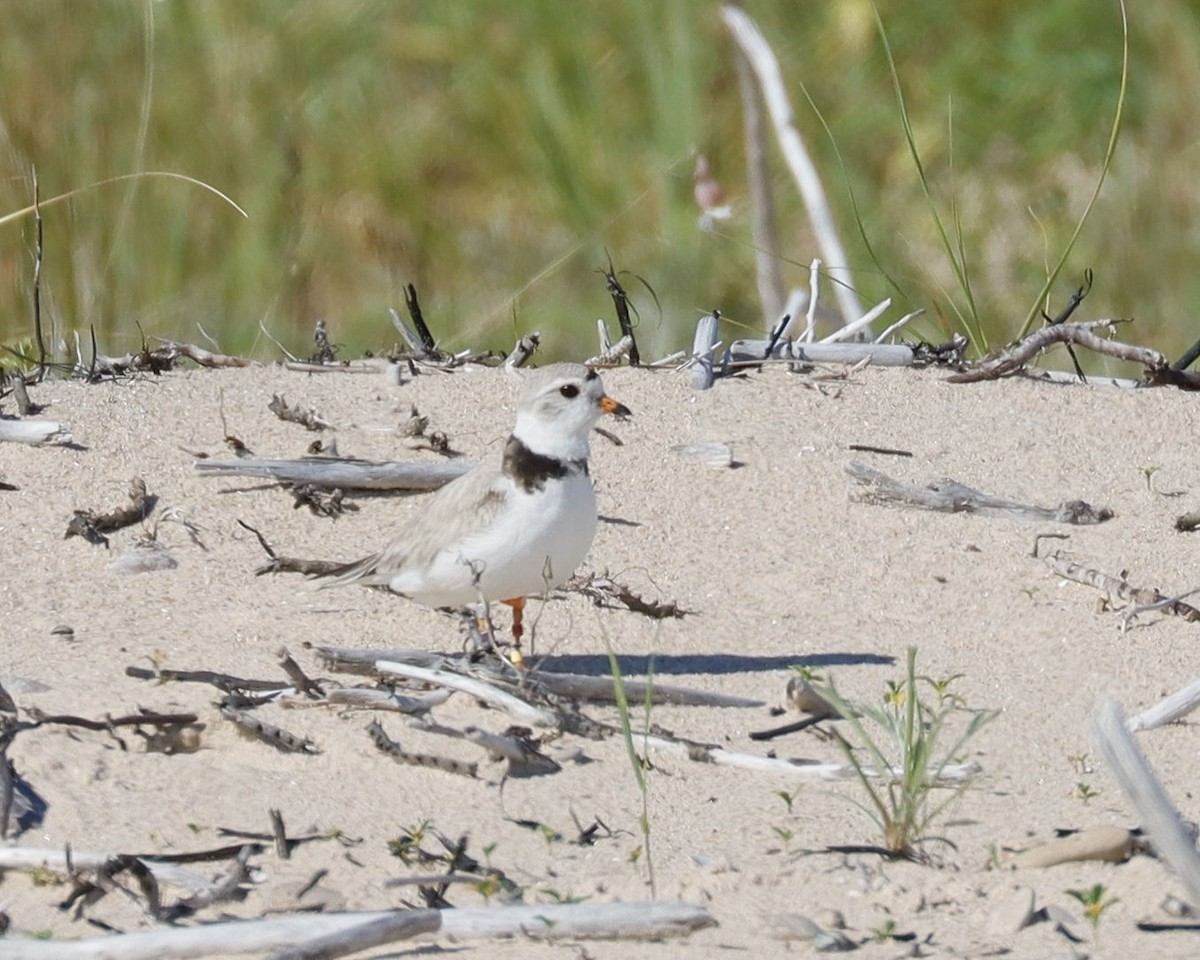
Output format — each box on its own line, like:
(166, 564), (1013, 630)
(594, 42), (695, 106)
(398, 474), (598, 608)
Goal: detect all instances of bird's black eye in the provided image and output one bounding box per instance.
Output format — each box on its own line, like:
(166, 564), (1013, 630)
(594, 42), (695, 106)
(559, 384), (580, 399)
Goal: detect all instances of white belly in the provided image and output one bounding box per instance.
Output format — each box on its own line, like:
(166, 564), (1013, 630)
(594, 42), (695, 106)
(402, 474), (597, 607)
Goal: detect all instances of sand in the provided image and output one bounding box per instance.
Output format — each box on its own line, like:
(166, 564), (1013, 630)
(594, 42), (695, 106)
(1, 358), (1198, 957)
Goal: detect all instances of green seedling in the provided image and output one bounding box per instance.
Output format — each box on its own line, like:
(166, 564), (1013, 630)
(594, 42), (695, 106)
(1067, 883), (1119, 936)
(812, 647), (998, 860)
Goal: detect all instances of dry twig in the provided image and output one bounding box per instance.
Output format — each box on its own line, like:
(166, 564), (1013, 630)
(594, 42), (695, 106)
(947, 320), (1167, 383)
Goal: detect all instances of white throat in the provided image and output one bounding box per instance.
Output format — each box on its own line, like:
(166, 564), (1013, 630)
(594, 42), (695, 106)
(511, 410), (591, 463)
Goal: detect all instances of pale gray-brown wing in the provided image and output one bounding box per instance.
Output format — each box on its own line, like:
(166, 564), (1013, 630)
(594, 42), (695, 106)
(319, 455), (511, 589)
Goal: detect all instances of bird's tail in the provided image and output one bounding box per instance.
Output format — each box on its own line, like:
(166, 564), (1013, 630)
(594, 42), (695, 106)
(316, 552), (382, 589)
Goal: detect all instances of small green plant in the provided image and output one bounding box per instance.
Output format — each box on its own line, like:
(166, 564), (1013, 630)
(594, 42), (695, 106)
(542, 888), (589, 905)
(1072, 782), (1101, 805)
(811, 647), (998, 860)
(1067, 883), (1118, 936)
(1138, 465), (1161, 492)
(607, 637), (657, 897)
(387, 820), (431, 865)
(774, 787), (800, 814)
(473, 874), (500, 903)
(771, 825), (796, 845)
(1, 337), (39, 374)
(790, 665), (824, 684)
(872, 919), (898, 942)
(921, 671), (966, 707)
(29, 866), (61, 888)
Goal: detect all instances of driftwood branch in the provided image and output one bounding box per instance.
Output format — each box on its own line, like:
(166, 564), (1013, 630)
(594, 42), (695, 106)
(847, 462), (1113, 524)
(0, 417), (72, 445)
(0, 847), (226, 896)
(1042, 551), (1200, 623)
(1094, 699), (1200, 908)
(0, 901), (716, 960)
(267, 395), (333, 431)
(720, 5), (864, 329)
(734, 40), (784, 325)
(729, 340), (913, 367)
(374, 661), (558, 728)
(640, 731), (979, 783)
(948, 320), (1168, 383)
(314, 647), (762, 709)
(91, 342), (252, 377)
(65, 477), (154, 543)
(1126, 679), (1200, 732)
(195, 457), (468, 491)
(689, 312), (720, 390)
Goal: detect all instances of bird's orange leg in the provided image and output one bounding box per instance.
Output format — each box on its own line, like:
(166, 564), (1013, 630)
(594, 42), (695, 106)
(501, 597), (527, 668)
(502, 597), (526, 641)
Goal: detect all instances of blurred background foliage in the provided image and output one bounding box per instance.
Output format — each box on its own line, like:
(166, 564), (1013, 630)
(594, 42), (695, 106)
(0, 0), (1195, 367)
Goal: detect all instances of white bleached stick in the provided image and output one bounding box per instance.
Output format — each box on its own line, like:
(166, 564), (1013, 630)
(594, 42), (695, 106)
(0, 901), (715, 960)
(822, 298), (892, 344)
(375, 660), (558, 728)
(721, 6), (865, 330)
(690, 312), (720, 390)
(874, 309), (925, 344)
(799, 258), (821, 342)
(0, 418), (71, 445)
(1126, 679), (1200, 732)
(1095, 698), (1200, 908)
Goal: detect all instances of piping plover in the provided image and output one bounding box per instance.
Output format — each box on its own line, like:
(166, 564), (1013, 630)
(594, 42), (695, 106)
(321, 363), (630, 638)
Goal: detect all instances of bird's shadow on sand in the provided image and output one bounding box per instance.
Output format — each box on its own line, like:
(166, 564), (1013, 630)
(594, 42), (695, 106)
(533, 651), (895, 678)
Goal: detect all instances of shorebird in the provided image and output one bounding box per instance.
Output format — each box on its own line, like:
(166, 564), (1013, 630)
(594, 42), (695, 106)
(320, 363), (630, 641)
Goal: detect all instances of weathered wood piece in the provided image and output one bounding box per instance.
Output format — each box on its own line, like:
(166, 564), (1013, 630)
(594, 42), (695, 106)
(1126, 679), (1200, 732)
(587, 334), (634, 368)
(314, 646), (762, 708)
(847, 462), (1113, 524)
(194, 457), (468, 491)
(367, 719), (477, 778)
(0, 417), (72, 445)
(504, 332), (540, 369)
(375, 661), (558, 728)
(325, 687), (450, 714)
(640, 731), (980, 783)
(1095, 698), (1200, 908)
(948, 320), (1168, 383)
(529, 671), (764, 708)
(91, 342), (252, 376)
(1042, 551), (1200, 622)
(222, 706), (320, 755)
(0, 901), (716, 959)
(314, 647), (451, 675)
(282, 360), (386, 375)
(1008, 825), (1134, 869)
(463, 725), (560, 778)
(66, 476), (154, 543)
(690, 312), (720, 389)
(721, 5), (864, 327)
(729, 339), (914, 367)
(267, 395), (333, 431)
(0, 846), (218, 895)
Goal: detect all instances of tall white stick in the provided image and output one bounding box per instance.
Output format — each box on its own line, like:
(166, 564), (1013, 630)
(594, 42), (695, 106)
(721, 6), (865, 331)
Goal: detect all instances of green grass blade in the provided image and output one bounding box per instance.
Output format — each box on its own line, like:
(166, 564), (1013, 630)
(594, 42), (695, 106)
(1014, 0), (1129, 342)
(870, 2), (983, 350)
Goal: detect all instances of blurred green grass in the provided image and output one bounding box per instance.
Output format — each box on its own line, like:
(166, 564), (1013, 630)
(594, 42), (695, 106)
(0, 1), (1195, 367)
